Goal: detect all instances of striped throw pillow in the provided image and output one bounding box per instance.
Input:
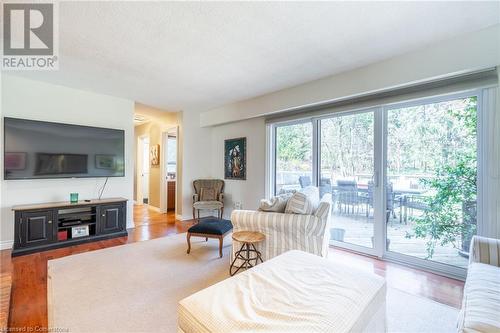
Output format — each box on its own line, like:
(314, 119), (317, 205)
(285, 187), (319, 215)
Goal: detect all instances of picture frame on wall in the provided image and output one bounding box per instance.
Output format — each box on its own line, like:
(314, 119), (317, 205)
(95, 154), (116, 169)
(150, 144), (160, 166)
(224, 137), (246, 180)
(5, 152), (27, 170)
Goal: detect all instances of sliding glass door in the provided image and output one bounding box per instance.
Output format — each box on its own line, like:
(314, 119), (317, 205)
(320, 110), (377, 251)
(274, 122), (313, 195)
(385, 95), (478, 270)
(269, 90), (481, 275)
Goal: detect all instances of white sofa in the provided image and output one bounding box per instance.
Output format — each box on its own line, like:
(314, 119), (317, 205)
(458, 236), (500, 333)
(231, 192), (332, 262)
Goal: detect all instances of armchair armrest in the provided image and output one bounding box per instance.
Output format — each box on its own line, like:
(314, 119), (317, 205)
(218, 193), (224, 203)
(192, 194), (199, 203)
(469, 235), (500, 267)
(231, 210), (326, 237)
(315, 193), (332, 222)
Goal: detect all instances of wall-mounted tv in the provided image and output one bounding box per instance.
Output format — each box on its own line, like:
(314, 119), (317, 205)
(4, 117), (125, 180)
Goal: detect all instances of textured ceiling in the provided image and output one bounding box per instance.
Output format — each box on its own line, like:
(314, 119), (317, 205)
(11, 1), (500, 111)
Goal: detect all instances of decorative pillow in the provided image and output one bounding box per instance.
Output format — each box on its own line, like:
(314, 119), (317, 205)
(200, 188), (217, 201)
(259, 193), (292, 213)
(285, 186), (320, 215)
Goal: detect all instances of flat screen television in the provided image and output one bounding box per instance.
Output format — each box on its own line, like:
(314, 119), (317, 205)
(4, 117), (125, 180)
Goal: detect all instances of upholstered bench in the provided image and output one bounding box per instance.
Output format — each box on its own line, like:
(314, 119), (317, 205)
(179, 250), (387, 333)
(186, 218), (233, 258)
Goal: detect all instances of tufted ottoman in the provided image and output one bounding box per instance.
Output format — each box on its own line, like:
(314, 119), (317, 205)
(186, 218), (233, 258)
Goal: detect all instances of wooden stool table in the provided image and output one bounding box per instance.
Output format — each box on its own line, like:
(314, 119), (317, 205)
(230, 231), (265, 276)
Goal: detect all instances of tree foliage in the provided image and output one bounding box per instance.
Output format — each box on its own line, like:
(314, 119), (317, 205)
(407, 97), (477, 258)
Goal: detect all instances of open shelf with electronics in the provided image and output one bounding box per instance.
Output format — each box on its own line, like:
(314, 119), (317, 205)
(12, 198), (127, 256)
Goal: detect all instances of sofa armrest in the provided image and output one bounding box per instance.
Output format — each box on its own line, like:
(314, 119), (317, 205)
(192, 194), (199, 203)
(469, 235), (500, 267)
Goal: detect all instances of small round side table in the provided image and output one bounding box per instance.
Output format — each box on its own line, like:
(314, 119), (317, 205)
(230, 231), (265, 276)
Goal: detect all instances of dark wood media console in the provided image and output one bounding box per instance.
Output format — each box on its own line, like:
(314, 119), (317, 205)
(12, 198), (128, 256)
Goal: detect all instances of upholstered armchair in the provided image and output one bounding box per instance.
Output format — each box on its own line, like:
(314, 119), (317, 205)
(231, 192), (332, 263)
(192, 179), (225, 219)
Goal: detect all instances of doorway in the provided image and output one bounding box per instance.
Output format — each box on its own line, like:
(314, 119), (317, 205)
(140, 136), (150, 204)
(160, 127), (178, 214)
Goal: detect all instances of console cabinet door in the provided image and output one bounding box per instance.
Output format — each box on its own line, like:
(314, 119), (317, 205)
(99, 204), (125, 234)
(19, 210), (54, 247)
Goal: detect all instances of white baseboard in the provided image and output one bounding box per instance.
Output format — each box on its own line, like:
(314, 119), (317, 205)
(147, 205), (161, 212)
(0, 240), (14, 250)
(179, 214), (193, 221)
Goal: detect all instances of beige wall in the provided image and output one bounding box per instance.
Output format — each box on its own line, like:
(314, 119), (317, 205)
(1, 75), (135, 248)
(200, 24), (500, 127)
(211, 117), (266, 219)
(134, 104), (179, 210)
(179, 25), (500, 221)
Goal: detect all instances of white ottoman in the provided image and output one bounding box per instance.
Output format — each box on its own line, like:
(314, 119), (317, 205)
(179, 250), (386, 333)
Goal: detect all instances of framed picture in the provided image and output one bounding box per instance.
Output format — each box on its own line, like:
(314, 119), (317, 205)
(150, 144), (160, 166)
(5, 152), (27, 170)
(224, 137), (246, 180)
(95, 154), (116, 169)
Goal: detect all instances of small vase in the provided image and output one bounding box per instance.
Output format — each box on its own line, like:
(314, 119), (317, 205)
(70, 193), (79, 203)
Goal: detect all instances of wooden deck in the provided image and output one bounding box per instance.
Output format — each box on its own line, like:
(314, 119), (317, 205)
(330, 211), (469, 268)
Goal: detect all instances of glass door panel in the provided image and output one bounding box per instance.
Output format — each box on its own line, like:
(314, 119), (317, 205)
(386, 96), (477, 269)
(275, 122), (313, 195)
(320, 111), (375, 249)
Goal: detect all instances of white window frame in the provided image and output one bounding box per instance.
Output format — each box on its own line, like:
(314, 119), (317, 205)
(266, 87), (491, 279)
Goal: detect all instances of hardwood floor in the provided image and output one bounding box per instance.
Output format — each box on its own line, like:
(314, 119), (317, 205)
(0, 204), (464, 330)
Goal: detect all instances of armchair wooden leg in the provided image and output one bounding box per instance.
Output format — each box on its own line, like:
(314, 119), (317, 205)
(193, 208), (196, 220)
(187, 233), (191, 254)
(220, 208), (224, 219)
(218, 235), (223, 258)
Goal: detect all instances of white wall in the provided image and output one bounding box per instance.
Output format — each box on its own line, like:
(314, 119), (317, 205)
(200, 24), (500, 127)
(1, 75), (135, 248)
(180, 25), (500, 223)
(211, 117), (266, 219)
(179, 109), (213, 220)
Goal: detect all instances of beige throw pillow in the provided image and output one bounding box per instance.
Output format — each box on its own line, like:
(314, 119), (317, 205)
(285, 186), (320, 215)
(259, 193), (292, 213)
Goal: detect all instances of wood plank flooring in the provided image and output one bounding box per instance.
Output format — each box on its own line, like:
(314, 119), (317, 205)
(0, 204), (464, 331)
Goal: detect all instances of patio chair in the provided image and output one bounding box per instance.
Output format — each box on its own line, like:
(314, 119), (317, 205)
(299, 176), (311, 188)
(319, 178), (332, 198)
(366, 181), (403, 223)
(402, 195), (429, 224)
(336, 180), (364, 215)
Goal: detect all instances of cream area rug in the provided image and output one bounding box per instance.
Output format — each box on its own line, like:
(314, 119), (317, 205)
(48, 233), (459, 333)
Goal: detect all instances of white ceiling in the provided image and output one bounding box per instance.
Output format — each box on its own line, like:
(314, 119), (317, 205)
(11, 1), (500, 112)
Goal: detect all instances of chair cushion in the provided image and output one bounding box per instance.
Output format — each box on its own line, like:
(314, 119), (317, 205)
(200, 187), (217, 201)
(188, 218), (233, 235)
(458, 262), (500, 333)
(193, 201), (223, 209)
(285, 186), (320, 215)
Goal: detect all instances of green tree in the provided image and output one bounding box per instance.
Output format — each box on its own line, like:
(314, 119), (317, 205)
(407, 97), (477, 258)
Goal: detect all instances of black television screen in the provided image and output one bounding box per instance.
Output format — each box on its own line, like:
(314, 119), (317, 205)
(4, 117), (125, 180)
